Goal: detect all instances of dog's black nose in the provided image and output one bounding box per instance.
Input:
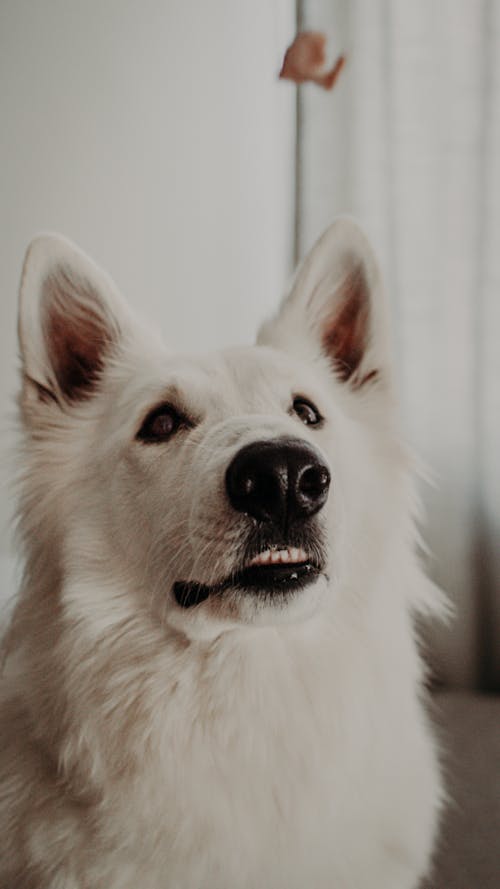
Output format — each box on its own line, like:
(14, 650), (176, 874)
(225, 437), (330, 528)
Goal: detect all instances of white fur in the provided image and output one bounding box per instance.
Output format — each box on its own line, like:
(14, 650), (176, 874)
(0, 220), (444, 888)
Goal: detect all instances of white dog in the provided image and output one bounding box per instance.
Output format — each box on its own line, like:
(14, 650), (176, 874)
(0, 220), (444, 888)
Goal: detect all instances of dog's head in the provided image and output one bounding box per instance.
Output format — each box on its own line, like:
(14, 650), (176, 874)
(17, 221), (406, 639)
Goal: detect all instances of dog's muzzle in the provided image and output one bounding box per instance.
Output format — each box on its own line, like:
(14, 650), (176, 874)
(173, 438), (330, 609)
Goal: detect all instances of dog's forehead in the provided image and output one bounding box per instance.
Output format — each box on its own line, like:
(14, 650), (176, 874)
(187, 344), (311, 409)
(120, 341), (328, 426)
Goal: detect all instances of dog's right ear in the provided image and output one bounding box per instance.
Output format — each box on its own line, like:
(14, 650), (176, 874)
(18, 234), (131, 408)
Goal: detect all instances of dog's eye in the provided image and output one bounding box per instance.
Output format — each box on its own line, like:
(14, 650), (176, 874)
(292, 397), (323, 426)
(137, 404), (184, 442)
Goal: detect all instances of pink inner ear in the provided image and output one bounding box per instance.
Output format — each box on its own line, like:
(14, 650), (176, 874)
(42, 270), (114, 402)
(321, 264), (370, 383)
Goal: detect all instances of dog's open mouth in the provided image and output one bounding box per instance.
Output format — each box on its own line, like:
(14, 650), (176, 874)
(173, 545), (324, 609)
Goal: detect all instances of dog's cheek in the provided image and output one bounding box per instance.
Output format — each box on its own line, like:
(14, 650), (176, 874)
(103, 452), (189, 589)
(328, 416), (406, 598)
(186, 486), (247, 585)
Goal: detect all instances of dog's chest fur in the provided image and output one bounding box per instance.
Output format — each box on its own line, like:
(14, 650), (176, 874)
(76, 613), (436, 889)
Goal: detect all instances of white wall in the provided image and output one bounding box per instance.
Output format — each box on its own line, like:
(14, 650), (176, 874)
(0, 1), (296, 570)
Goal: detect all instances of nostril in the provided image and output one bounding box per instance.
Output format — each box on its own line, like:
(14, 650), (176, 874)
(299, 465), (330, 498)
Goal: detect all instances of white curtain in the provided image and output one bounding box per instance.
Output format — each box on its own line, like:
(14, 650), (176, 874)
(297, 0), (500, 688)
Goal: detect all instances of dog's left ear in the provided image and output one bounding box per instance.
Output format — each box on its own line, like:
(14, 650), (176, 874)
(258, 219), (391, 394)
(18, 234), (132, 407)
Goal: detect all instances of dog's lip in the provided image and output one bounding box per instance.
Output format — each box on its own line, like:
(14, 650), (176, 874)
(172, 546), (323, 609)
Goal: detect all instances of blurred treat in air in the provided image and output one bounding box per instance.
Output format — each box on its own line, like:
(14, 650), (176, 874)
(279, 31), (345, 90)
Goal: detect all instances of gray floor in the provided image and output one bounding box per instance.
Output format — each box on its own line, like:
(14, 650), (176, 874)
(422, 691), (500, 889)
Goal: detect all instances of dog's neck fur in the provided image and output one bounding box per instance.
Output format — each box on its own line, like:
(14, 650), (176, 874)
(7, 506), (423, 803)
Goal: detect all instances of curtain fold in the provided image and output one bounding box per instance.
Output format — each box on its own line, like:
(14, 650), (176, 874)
(297, 0), (500, 689)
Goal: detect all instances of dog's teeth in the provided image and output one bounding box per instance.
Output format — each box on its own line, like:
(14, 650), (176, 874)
(248, 546), (309, 568)
(249, 550), (270, 566)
